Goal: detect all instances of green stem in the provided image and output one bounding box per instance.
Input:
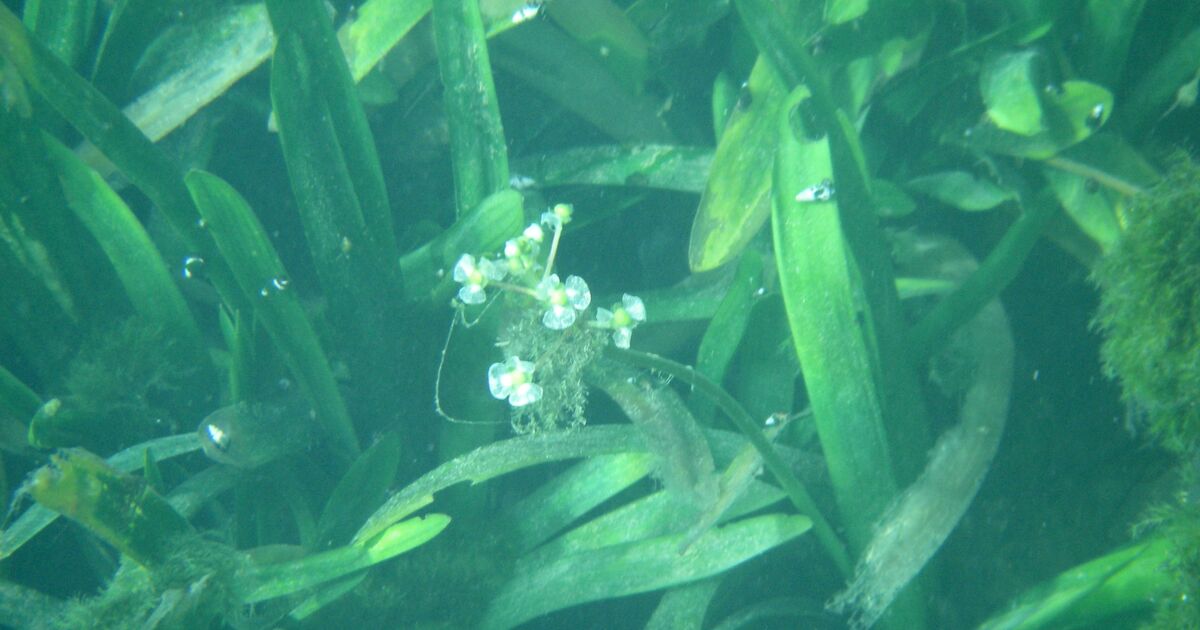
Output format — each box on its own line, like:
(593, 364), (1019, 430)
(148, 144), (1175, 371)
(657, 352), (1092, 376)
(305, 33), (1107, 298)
(543, 221), (564, 281)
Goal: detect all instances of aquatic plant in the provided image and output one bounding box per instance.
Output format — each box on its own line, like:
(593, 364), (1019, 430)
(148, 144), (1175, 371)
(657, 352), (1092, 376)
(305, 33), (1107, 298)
(0, 0), (1197, 628)
(1093, 156), (1200, 453)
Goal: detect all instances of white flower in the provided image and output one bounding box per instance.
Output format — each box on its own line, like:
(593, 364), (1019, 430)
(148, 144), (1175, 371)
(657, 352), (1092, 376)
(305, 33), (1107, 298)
(596, 294), (646, 349)
(536, 274), (591, 329)
(452, 254), (506, 305)
(488, 356), (542, 407)
(523, 223), (545, 242)
(540, 203), (573, 230)
(502, 223), (545, 276)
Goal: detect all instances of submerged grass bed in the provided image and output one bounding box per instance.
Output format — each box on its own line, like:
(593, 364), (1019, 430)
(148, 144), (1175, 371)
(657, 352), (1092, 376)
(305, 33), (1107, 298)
(0, 0), (1198, 628)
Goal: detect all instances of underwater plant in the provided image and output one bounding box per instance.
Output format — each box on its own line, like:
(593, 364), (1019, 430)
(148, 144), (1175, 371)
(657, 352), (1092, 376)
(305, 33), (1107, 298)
(1093, 156), (1200, 453)
(0, 0), (1198, 628)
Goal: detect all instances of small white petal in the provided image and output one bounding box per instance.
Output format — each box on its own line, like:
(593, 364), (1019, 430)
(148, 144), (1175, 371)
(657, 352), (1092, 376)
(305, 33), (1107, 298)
(536, 274), (560, 300)
(487, 362), (511, 399)
(543, 305), (576, 329)
(523, 223), (545, 242)
(508, 382), (543, 407)
(612, 327), (632, 349)
(458, 284), (486, 305)
(622, 294), (646, 321)
(452, 254), (476, 283)
(512, 358), (536, 377)
(565, 276), (591, 310)
(479, 257), (507, 281)
(595, 308), (614, 326)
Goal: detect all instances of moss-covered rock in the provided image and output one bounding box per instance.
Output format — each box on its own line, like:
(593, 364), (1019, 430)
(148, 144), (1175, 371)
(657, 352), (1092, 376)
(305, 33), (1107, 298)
(1093, 155), (1200, 452)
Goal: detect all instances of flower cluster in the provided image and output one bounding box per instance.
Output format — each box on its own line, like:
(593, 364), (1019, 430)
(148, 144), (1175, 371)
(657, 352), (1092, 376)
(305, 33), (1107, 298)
(449, 203), (646, 417)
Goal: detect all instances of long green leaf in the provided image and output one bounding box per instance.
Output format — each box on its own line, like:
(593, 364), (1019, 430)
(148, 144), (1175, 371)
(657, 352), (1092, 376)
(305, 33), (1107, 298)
(977, 537), (1172, 630)
(493, 21), (673, 145)
(480, 513), (812, 630)
(269, 29), (399, 431)
(544, 0), (650, 91)
(397, 188), (523, 298)
(236, 514), (450, 604)
(586, 357), (717, 511)
(341, 0), (433, 82)
(738, 0), (932, 494)
(353, 425), (646, 544)
(1042, 168), (1120, 251)
(960, 80), (1114, 160)
(433, 0), (509, 215)
(185, 169), (359, 460)
(265, 0), (398, 260)
(1045, 133), (1159, 198)
(96, 3), (273, 153)
(0, 4), (244, 314)
(316, 432), (404, 549)
(980, 51), (1045, 136)
(692, 250), (763, 423)
(89, 0), (184, 101)
(0, 93), (124, 327)
(0, 363), (40, 421)
(687, 58), (786, 272)
(771, 85), (895, 551)
(511, 145), (712, 193)
(503, 453), (654, 553)
(905, 191), (1057, 362)
(695, 251), (763, 391)
(825, 0), (867, 25)
(1119, 25), (1200, 135)
(43, 134), (206, 361)
(524, 479), (781, 568)
(907, 171), (1016, 212)
(1071, 0), (1145, 88)
(646, 579), (721, 630)
(612, 348), (851, 576)
(21, 0), (95, 70)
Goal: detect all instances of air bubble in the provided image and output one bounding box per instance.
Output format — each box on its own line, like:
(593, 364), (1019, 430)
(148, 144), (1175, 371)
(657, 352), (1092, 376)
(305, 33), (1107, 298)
(735, 82), (753, 111)
(1086, 103), (1105, 129)
(182, 256), (205, 279)
(795, 179), (835, 203)
(196, 218), (207, 229)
